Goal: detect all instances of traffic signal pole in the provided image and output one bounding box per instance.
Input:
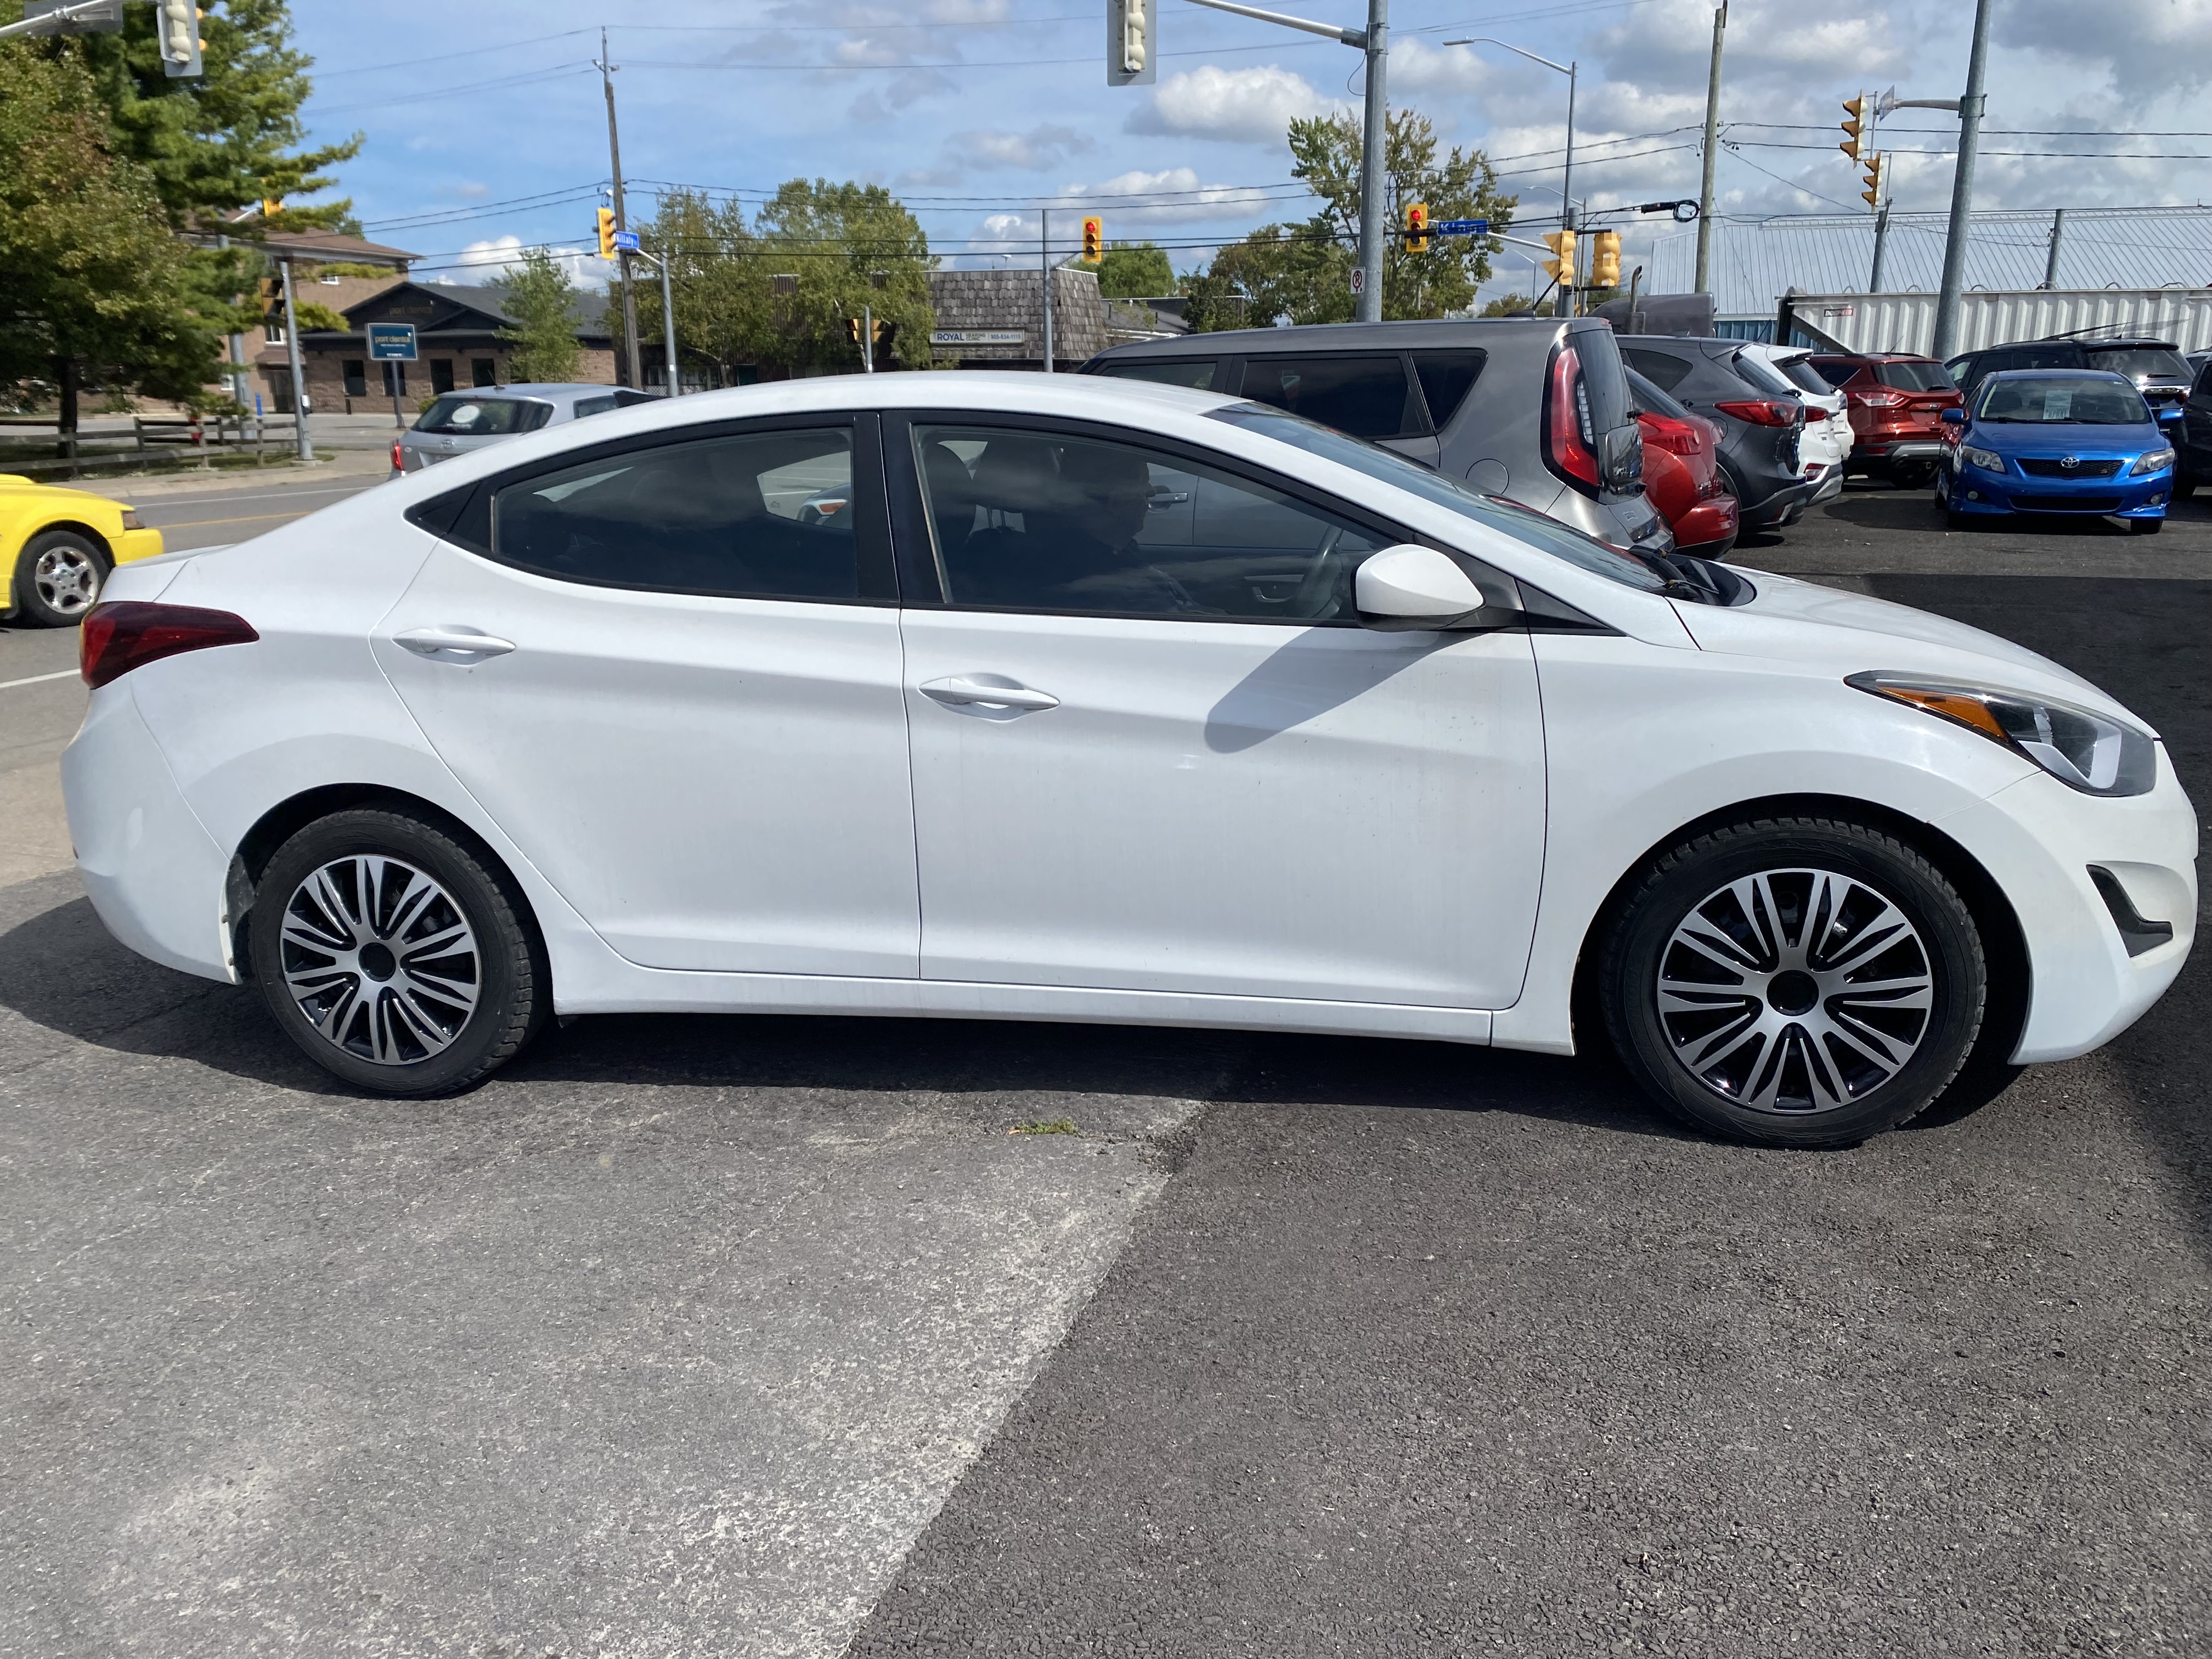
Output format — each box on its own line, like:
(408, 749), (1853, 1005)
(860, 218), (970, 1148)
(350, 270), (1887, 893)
(597, 32), (642, 389)
(1930, 0), (1993, 361)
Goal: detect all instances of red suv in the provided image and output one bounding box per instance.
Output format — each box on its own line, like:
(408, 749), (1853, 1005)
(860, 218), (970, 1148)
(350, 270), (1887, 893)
(1806, 354), (1962, 487)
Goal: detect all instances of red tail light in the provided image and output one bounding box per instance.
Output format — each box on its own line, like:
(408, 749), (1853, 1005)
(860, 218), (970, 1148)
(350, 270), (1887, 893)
(81, 601), (259, 690)
(391, 440), (405, 471)
(1637, 411), (1705, 458)
(1713, 398), (1803, 428)
(1545, 345), (1601, 492)
(1857, 390), (1906, 408)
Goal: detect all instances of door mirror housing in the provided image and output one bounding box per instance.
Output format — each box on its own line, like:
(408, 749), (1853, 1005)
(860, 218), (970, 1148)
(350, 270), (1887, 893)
(1355, 544), (1516, 632)
(1940, 407), (1965, 426)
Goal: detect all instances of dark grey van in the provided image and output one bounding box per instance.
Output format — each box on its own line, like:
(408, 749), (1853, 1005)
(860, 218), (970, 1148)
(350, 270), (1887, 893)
(1079, 319), (1671, 555)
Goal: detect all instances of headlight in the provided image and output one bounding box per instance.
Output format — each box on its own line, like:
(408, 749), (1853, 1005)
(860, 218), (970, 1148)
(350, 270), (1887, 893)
(1847, 673), (2158, 797)
(1960, 444), (2004, 472)
(121, 509), (144, 529)
(2129, 447), (2175, 476)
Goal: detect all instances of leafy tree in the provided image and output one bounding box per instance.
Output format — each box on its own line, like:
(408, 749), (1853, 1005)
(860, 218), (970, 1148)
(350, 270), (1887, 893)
(291, 300), (349, 333)
(1479, 291), (1542, 317)
(61, 0), (361, 230)
(634, 189), (770, 388)
(1076, 241), (1176, 299)
(0, 44), (256, 437)
(1185, 109), (1515, 329)
(495, 250), (583, 384)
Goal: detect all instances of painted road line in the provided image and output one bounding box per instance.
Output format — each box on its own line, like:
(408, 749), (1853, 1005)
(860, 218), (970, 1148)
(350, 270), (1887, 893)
(131, 484), (377, 511)
(149, 509), (315, 530)
(0, 670), (80, 691)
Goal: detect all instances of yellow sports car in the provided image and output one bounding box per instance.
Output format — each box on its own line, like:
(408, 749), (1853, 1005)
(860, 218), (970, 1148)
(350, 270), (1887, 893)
(1, 474), (165, 627)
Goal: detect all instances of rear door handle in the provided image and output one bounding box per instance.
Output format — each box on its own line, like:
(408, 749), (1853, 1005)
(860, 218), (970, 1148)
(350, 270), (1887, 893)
(394, 627), (516, 659)
(919, 675), (1059, 712)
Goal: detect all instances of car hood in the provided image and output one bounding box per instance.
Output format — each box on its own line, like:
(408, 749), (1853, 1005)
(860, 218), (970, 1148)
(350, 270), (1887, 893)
(1971, 421), (2160, 452)
(1668, 568), (2154, 733)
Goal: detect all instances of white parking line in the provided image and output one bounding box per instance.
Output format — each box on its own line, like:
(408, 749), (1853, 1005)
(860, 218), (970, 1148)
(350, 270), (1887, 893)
(0, 669), (79, 691)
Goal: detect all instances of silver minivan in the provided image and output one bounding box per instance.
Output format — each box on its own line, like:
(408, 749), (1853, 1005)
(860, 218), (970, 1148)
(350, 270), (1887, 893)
(391, 383), (659, 476)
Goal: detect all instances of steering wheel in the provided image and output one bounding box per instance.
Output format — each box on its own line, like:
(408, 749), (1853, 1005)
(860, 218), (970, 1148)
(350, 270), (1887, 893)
(1290, 525), (1347, 618)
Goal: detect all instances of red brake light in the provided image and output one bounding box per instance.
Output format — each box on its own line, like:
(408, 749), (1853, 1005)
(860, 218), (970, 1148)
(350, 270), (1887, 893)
(1713, 398), (1803, 428)
(391, 440), (405, 471)
(81, 601), (258, 690)
(1545, 345), (1601, 492)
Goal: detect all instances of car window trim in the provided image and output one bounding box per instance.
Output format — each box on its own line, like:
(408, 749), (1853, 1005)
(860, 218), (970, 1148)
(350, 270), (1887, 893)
(405, 410), (899, 607)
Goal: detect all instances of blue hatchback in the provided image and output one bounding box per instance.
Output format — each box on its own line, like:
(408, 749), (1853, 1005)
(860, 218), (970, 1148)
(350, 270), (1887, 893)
(1938, 369), (2176, 535)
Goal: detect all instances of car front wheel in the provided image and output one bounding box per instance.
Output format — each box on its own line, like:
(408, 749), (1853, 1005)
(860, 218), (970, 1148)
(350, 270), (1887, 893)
(249, 808), (548, 1095)
(14, 529), (110, 627)
(1601, 816), (1987, 1148)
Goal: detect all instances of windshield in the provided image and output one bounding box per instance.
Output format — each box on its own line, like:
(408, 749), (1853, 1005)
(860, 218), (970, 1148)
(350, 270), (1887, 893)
(1876, 360), (1955, 392)
(1208, 402), (1671, 594)
(415, 396), (550, 436)
(1975, 376), (2150, 425)
(2083, 346), (2191, 383)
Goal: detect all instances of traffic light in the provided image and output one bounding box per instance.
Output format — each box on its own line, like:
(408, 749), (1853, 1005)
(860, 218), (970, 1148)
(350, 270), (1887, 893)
(1589, 229), (1622, 289)
(1082, 216), (1103, 263)
(872, 319), (895, 348)
(845, 317), (864, 346)
(1861, 151), (1888, 210)
(1540, 228), (1577, 285)
(156, 0), (202, 78)
(596, 208), (617, 261)
(1106, 0), (1156, 87)
(1839, 94), (1870, 163)
(1403, 202), (1429, 253)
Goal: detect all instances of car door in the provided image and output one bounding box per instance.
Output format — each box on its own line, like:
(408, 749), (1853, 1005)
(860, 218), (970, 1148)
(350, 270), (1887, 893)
(374, 415), (921, 977)
(890, 415), (1547, 1010)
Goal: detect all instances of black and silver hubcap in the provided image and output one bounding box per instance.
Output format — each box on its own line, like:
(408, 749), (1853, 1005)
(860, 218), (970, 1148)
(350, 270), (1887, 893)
(1655, 868), (1934, 1115)
(33, 544), (100, 617)
(278, 855), (481, 1065)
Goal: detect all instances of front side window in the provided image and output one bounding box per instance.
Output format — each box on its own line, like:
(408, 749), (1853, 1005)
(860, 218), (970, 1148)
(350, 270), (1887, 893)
(1093, 358), (1219, 391)
(492, 426), (859, 600)
(913, 424), (1384, 622)
(1237, 355), (1419, 439)
(416, 397), (551, 436)
(1975, 376), (2149, 426)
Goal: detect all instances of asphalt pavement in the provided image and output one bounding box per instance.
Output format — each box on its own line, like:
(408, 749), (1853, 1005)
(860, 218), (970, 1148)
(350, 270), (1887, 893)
(2, 476), (2207, 1658)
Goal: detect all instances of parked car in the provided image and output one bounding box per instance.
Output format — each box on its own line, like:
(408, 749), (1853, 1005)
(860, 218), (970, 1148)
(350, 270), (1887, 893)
(63, 373), (2196, 1149)
(1946, 336), (2193, 428)
(1936, 369), (2175, 533)
(1080, 318), (1673, 557)
(1, 474), (162, 627)
(1617, 336), (1813, 533)
(2176, 355), (2212, 501)
(1807, 352), (1960, 487)
(1625, 367), (1737, 560)
(391, 383), (660, 476)
(1744, 343), (1852, 502)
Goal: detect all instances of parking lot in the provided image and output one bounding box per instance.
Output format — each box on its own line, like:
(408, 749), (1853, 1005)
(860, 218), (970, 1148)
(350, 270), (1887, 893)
(3, 476), (2208, 1657)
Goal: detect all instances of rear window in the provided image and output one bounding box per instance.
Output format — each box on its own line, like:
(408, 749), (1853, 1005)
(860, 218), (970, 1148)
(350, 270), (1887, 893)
(1731, 352), (1800, 397)
(1621, 347), (1694, 392)
(415, 396), (551, 436)
(1092, 358), (1220, 391)
(1411, 351), (1486, 430)
(1237, 354), (1418, 438)
(1809, 359), (1861, 388)
(1875, 361), (1955, 392)
(2083, 346), (2192, 383)
(1774, 358), (1832, 396)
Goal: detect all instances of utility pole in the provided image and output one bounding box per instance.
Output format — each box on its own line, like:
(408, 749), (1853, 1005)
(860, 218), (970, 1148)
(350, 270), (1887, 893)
(277, 257), (311, 462)
(2041, 207), (2066, 290)
(1930, 0), (1993, 362)
(1695, 2), (1725, 294)
(659, 250), (679, 392)
(1357, 0), (1387, 322)
(1041, 208), (1053, 372)
(597, 31), (642, 389)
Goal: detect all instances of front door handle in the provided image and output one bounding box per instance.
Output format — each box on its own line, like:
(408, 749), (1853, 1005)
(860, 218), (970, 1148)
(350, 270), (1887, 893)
(394, 627), (517, 659)
(919, 675), (1059, 712)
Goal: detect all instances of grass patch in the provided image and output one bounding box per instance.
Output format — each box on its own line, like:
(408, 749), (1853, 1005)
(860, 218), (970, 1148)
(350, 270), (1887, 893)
(1009, 1118), (1079, 1136)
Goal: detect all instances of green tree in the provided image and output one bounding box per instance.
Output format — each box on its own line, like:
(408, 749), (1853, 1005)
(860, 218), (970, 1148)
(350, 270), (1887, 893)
(1479, 291), (1542, 317)
(61, 0), (361, 230)
(1075, 240), (1176, 298)
(495, 250), (583, 384)
(634, 189), (771, 388)
(0, 44), (256, 438)
(1184, 108), (1515, 329)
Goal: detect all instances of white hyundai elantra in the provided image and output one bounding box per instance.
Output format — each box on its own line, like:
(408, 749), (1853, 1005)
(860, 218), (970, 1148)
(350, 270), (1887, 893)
(63, 373), (2195, 1147)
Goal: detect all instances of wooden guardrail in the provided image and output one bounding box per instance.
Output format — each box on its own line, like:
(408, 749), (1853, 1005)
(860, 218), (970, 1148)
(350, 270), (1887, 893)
(0, 417), (306, 479)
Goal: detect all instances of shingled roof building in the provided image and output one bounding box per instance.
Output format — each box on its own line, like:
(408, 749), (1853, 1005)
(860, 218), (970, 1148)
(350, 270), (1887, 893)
(926, 268), (1111, 370)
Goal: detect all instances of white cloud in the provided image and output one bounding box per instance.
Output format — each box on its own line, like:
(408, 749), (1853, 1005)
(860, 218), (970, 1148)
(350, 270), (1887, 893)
(946, 124), (1094, 170)
(449, 235), (614, 290)
(1127, 65), (1346, 145)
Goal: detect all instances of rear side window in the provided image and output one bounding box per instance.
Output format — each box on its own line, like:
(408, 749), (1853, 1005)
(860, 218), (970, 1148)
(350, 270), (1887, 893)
(490, 426), (860, 600)
(1237, 354), (1419, 439)
(1875, 361), (1955, 392)
(1411, 351), (1486, 430)
(1092, 358), (1220, 391)
(1622, 348), (1694, 392)
(1626, 367), (1693, 422)
(1808, 359), (1860, 388)
(416, 396), (551, 436)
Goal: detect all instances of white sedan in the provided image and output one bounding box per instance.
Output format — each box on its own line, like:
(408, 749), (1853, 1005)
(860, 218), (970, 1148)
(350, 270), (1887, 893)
(62, 374), (2196, 1147)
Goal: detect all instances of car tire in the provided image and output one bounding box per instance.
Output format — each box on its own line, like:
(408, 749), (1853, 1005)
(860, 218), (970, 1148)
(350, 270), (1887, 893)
(1600, 815), (1987, 1149)
(2129, 517), (2164, 536)
(1893, 461), (1937, 490)
(249, 808), (549, 1096)
(13, 529), (110, 627)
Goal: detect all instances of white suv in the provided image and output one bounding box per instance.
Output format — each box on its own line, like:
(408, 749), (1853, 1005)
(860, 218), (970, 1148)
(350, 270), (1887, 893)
(1737, 343), (1854, 503)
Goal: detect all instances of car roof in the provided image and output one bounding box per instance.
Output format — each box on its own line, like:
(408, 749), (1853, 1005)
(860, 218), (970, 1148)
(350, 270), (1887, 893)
(433, 383), (640, 402)
(1087, 317), (1577, 359)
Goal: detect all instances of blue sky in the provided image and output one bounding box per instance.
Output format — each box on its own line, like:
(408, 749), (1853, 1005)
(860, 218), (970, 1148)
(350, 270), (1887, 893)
(290, 0), (2212, 303)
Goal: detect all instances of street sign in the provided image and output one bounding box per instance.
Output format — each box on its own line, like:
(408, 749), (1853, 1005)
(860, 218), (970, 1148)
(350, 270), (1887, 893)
(932, 330), (1026, 346)
(1433, 218), (1490, 236)
(612, 229), (640, 253)
(1348, 267), (1365, 295)
(367, 323), (418, 362)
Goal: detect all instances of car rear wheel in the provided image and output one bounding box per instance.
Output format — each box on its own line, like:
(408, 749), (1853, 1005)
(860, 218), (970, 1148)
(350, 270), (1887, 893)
(13, 529), (110, 627)
(250, 808), (549, 1095)
(1600, 816), (1986, 1148)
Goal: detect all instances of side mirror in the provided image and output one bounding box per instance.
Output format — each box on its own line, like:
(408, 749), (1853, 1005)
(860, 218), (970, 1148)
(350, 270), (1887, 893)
(1356, 545), (1512, 632)
(1940, 408), (1965, 426)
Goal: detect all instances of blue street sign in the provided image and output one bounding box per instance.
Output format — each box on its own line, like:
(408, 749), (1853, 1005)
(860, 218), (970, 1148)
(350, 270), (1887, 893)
(366, 323), (418, 361)
(1433, 218), (1491, 237)
(612, 229), (640, 252)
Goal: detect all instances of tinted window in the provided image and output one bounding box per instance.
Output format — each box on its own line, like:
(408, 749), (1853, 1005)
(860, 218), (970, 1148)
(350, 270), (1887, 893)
(492, 427), (859, 599)
(416, 396), (551, 436)
(1975, 377), (2149, 425)
(913, 424), (1384, 622)
(1237, 355), (1417, 438)
(1876, 361), (1955, 392)
(572, 395), (620, 418)
(2083, 347), (2192, 383)
(1093, 358), (1219, 391)
(1732, 353), (1799, 397)
(1626, 367), (1693, 422)
(1412, 351), (1486, 430)
(1622, 347), (1694, 392)
(1775, 358), (1832, 396)
(1808, 359), (1860, 388)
